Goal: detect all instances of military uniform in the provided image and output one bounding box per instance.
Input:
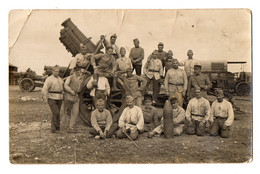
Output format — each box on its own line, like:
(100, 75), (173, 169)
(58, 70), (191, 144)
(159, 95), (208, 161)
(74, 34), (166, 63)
(141, 105), (161, 132)
(129, 42), (144, 76)
(91, 53), (116, 75)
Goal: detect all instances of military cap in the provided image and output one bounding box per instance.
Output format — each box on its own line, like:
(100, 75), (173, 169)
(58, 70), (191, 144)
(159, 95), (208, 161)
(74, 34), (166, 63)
(158, 42), (164, 46)
(96, 98), (105, 105)
(172, 58), (179, 63)
(215, 89), (224, 96)
(144, 94), (153, 101)
(106, 45), (113, 50)
(194, 86), (201, 92)
(126, 95), (134, 101)
(187, 49), (193, 53)
(167, 50), (173, 57)
(133, 38), (139, 42)
(126, 67), (133, 72)
(52, 65), (60, 71)
(169, 96), (178, 103)
(111, 34), (117, 39)
(194, 64), (202, 68)
(120, 47), (126, 52)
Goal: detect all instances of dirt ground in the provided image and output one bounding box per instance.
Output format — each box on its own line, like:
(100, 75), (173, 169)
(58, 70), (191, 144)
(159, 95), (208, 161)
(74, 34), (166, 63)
(9, 86), (253, 164)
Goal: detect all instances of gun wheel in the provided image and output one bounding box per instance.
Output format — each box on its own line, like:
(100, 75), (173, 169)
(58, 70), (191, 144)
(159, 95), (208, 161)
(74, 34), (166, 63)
(19, 78), (35, 92)
(236, 82), (251, 96)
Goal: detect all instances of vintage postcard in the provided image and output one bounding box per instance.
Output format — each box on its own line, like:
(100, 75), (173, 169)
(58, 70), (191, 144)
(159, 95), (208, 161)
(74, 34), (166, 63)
(9, 9), (252, 164)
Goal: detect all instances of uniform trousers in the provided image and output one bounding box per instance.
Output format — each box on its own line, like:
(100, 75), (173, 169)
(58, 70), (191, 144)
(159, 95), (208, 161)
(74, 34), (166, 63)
(209, 117), (230, 138)
(48, 99), (62, 131)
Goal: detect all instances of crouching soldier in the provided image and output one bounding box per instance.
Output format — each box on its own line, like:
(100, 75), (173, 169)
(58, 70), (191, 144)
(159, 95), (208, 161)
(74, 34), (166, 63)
(89, 99), (118, 139)
(147, 96), (186, 138)
(209, 89), (234, 138)
(116, 95), (144, 141)
(185, 86), (211, 136)
(141, 94), (161, 132)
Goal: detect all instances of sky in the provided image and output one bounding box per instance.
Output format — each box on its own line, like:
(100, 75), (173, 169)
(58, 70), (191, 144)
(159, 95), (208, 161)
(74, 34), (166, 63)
(9, 9), (251, 75)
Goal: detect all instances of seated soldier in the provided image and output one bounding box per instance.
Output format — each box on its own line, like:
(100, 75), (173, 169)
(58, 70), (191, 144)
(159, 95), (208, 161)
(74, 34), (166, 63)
(116, 95), (144, 141)
(147, 96), (186, 138)
(69, 43), (92, 74)
(209, 89), (234, 138)
(141, 94), (161, 132)
(89, 99), (118, 139)
(86, 72), (110, 107)
(185, 86), (211, 136)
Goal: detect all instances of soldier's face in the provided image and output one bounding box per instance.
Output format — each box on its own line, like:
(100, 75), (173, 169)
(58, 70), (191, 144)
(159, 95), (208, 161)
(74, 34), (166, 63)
(158, 46), (164, 51)
(217, 94), (224, 102)
(74, 69), (81, 76)
(187, 51), (193, 58)
(126, 70), (132, 77)
(144, 100), (152, 108)
(120, 49), (126, 56)
(110, 37), (116, 44)
(195, 90), (201, 98)
(194, 67), (201, 75)
(173, 61), (179, 69)
(126, 97), (134, 107)
(107, 48), (113, 55)
(171, 101), (178, 109)
(134, 40), (139, 47)
(81, 48), (87, 55)
(52, 69), (60, 77)
(97, 102), (105, 112)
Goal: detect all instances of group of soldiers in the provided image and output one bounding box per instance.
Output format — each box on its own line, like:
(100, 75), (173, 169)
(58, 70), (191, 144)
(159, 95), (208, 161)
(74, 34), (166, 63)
(42, 34), (234, 140)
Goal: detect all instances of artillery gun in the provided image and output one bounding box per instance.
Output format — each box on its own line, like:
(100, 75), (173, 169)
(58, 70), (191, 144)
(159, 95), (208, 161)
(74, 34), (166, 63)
(59, 18), (127, 126)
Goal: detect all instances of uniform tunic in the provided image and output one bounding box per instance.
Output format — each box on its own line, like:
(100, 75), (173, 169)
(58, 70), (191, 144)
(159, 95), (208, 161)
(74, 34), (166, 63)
(180, 58), (200, 77)
(86, 76), (110, 97)
(115, 56), (133, 73)
(129, 47), (144, 66)
(210, 99), (234, 126)
(148, 50), (168, 67)
(143, 58), (163, 80)
(91, 108), (113, 132)
(42, 75), (64, 100)
(141, 105), (160, 131)
(186, 97), (211, 122)
(118, 106), (144, 131)
(91, 53), (116, 73)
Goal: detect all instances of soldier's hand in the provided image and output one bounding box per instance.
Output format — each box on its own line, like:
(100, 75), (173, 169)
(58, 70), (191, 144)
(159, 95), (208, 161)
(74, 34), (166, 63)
(43, 98), (48, 104)
(222, 124), (228, 129)
(132, 127), (138, 133)
(182, 91), (186, 97)
(99, 130), (105, 138)
(71, 91), (76, 96)
(122, 126), (126, 133)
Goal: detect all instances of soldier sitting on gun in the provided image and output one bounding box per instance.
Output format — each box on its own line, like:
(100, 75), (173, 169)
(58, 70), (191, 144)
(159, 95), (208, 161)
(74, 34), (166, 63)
(69, 43), (92, 74)
(185, 86), (211, 136)
(147, 96), (186, 138)
(209, 89), (234, 138)
(86, 72), (110, 107)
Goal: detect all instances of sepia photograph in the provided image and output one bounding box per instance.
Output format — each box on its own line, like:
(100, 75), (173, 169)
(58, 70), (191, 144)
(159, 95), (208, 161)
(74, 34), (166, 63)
(8, 9), (252, 164)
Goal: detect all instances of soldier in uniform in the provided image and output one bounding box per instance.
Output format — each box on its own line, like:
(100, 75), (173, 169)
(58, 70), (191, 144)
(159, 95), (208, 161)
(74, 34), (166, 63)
(209, 89), (234, 138)
(115, 47), (133, 75)
(143, 53), (163, 104)
(116, 95), (144, 141)
(147, 96), (186, 138)
(100, 34), (120, 59)
(129, 38), (144, 76)
(164, 59), (187, 107)
(180, 49), (200, 79)
(187, 64), (212, 100)
(165, 50), (174, 74)
(121, 68), (147, 106)
(42, 65), (64, 133)
(185, 87), (211, 136)
(148, 42), (168, 69)
(64, 66), (83, 133)
(141, 94), (161, 132)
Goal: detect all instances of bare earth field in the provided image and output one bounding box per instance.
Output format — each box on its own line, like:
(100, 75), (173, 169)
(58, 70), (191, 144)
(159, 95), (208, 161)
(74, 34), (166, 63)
(9, 86), (253, 164)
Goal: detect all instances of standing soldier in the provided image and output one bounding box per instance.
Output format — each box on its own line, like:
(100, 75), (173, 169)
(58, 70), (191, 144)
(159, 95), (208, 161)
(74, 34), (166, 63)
(86, 72), (110, 107)
(147, 96), (186, 138)
(143, 53), (163, 104)
(165, 50), (174, 74)
(164, 59), (187, 107)
(187, 64), (212, 100)
(115, 47), (133, 75)
(63, 66), (83, 133)
(129, 38), (144, 76)
(116, 95), (144, 141)
(42, 65), (64, 133)
(209, 89), (234, 138)
(121, 68), (147, 106)
(185, 87), (211, 136)
(180, 49), (200, 79)
(148, 42), (168, 69)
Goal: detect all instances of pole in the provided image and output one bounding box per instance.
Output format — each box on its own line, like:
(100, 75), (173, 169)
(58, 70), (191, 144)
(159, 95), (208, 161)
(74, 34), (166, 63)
(123, 131), (142, 149)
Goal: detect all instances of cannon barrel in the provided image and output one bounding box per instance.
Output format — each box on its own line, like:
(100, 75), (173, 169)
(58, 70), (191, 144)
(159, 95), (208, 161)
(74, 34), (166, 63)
(59, 18), (97, 56)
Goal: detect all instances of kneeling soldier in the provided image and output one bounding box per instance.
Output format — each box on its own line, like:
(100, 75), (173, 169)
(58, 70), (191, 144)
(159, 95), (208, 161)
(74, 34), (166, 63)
(89, 99), (118, 139)
(116, 95), (144, 141)
(185, 86), (211, 136)
(209, 89), (234, 138)
(147, 96), (186, 138)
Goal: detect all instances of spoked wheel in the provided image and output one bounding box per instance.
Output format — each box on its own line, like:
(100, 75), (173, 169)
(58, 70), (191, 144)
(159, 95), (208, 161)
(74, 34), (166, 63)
(79, 76), (126, 126)
(19, 78), (35, 92)
(235, 82), (251, 96)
